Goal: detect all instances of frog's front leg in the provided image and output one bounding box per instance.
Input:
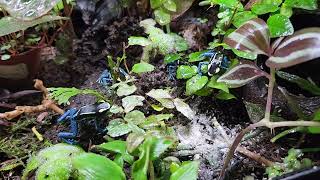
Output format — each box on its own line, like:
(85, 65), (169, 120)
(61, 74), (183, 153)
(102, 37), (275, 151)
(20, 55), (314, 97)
(58, 116), (78, 144)
(97, 69), (113, 86)
(167, 62), (177, 80)
(57, 108), (79, 144)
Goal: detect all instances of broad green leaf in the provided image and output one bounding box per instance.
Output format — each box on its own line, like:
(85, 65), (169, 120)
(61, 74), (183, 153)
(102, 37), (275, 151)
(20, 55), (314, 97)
(33, 143), (84, 162)
(194, 85), (213, 96)
(176, 65), (198, 79)
(267, 14), (294, 38)
(131, 138), (152, 180)
(0, 0), (60, 20)
(150, 0), (165, 9)
(141, 114), (174, 129)
(284, 0), (318, 10)
(36, 159), (72, 180)
(124, 110), (146, 125)
(232, 11), (257, 28)
(251, 0), (282, 15)
(280, 3), (293, 17)
(72, 153), (126, 180)
(188, 51), (207, 62)
(154, 8), (171, 26)
(117, 83), (137, 97)
(107, 119), (132, 137)
(0, 15), (68, 36)
(126, 133), (145, 153)
(216, 90), (236, 100)
(158, 98), (175, 109)
(170, 161), (200, 180)
(150, 137), (174, 160)
(146, 89), (173, 99)
(186, 75), (208, 95)
(23, 144), (84, 179)
(151, 104), (165, 111)
(164, 0), (177, 12)
(114, 154), (124, 168)
(122, 95), (145, 113)
(232, 49), (257, 60)
(132, 63), (155, 74)
(95, 141), (134, 164)
(109, 105), (124, 114)
(173, 98), (196, 120)
(214, 0), (244, 10)
(164, 54), (181, 64)
(277, 71), (320, 96)
(217, 63), (265, 88)
(208, 76), (229, 93)
(266, 28), (320, 69)
(170, 33), (189, 51)
(128, 36), (152, 46)
(96, 141), (127, 154)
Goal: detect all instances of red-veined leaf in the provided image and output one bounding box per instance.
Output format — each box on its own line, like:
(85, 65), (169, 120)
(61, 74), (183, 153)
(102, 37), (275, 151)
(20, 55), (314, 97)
(266, 28), (320, 68)
(217, 62), (266, 88)
(224, 18), (271, 56)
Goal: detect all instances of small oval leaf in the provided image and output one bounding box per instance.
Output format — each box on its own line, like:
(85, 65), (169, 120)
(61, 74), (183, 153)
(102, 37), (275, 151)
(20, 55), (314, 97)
(132, 63), (155, 74)
(176, 65), (198, 79)
(186, 75), (208, 95)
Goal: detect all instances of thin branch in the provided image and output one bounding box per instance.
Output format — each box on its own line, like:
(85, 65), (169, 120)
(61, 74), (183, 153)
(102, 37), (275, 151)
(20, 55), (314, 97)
(264, 68), (275, 121)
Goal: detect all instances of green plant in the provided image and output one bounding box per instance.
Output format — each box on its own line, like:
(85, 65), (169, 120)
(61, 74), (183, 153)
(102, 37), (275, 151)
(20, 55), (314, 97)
(128, 18), (188, 62)
(215, 18), (320, 179)
(22, 143), (126, 180)
(0, 0), (69, 60)
(199, 0), (318, 60)
(266, 148), (313, 178)
(173, 51), (237, 99)
(48, 87), (107, 105)
(150, 0), (177, 32)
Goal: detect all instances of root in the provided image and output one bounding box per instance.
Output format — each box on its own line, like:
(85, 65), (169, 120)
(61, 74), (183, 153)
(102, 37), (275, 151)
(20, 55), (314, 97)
(0, 79), (64, 120)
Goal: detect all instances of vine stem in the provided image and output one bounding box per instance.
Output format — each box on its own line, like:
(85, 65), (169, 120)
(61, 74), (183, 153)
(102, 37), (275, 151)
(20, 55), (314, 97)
(264, 68), (275, 121)
(218, 67), (320, 179)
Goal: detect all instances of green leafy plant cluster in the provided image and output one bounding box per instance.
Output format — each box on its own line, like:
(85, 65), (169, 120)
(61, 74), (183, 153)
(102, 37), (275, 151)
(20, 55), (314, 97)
(266, 148), (313, 179)
(215, 17), (320, 178)
(150, 0), (177, 27)
(168, 51), (236, 99)
(48, 87), (107, 105)
(22, 143), (126, 180)
(200, 0), (317, 39)
(128, 18), (188, 62)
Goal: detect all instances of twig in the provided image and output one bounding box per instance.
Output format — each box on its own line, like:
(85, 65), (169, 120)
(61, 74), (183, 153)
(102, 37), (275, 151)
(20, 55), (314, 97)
(0, 80), (64, 120)
(212, 118), (274, 169)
